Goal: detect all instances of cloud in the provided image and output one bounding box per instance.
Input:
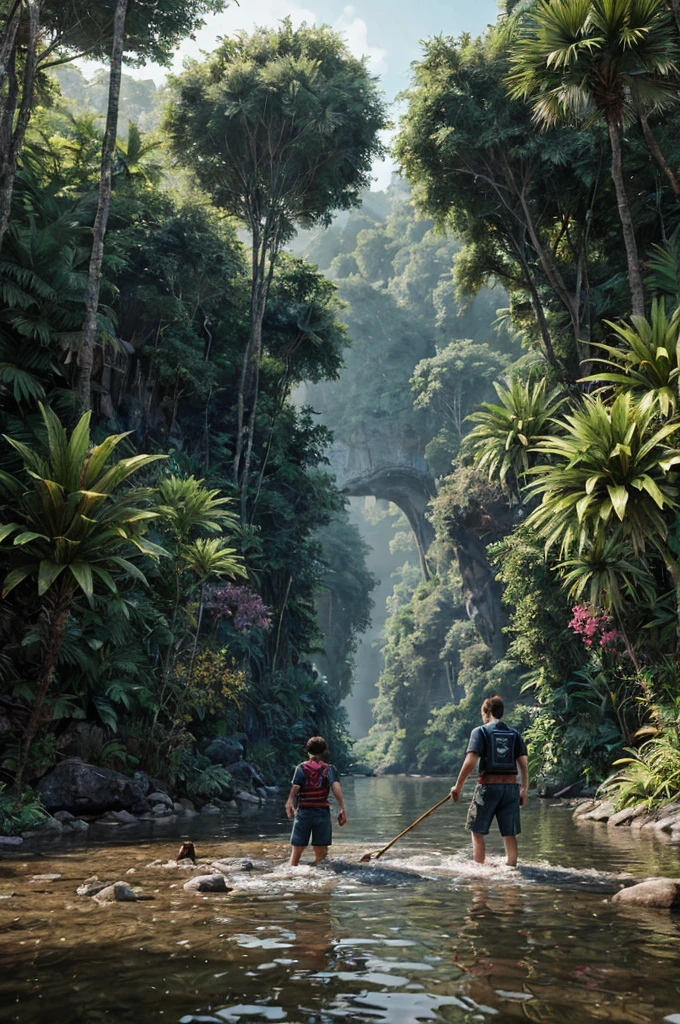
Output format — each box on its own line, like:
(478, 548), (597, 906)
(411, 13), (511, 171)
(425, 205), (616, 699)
(333, 6), (388, 75)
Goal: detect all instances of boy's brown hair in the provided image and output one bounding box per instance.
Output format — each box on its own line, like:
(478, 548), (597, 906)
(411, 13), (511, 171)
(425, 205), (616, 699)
(481, 695), (504, 720)
(306, 735), (329, 758)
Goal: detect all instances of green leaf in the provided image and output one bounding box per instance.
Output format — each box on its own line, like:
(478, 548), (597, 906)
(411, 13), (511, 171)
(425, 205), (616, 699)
(2, 564), (34, 596)
(37, 561), (65, 596)
(607, 484), (629, 521)
(69, 562), (94, 602)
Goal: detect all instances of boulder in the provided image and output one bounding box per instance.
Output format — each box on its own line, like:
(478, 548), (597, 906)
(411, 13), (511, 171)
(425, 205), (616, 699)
(54, 810), (74, 822)
(178, 797), (196, 812)
(612, 878), (680, 909)
(348, 764), (375, 777)
(183, 873), (231, 893)
(235, 790), (261, 805)
(608, 805), (649, 827)
(148, 791), (173, 808)
(572, 799), (599, 818)
(68, 819), (89, 832)
(652, 811), (680, 833)
(132, 771), (151, 796)
(38, 759), (148, 815)
(151, 803), (172, 817)
(93, 881), (139, 903)
(205, 737), (244, 765)
(108, 809), (138, 825)
(201, 803), (221, 815)
(0, 836), (22, 846)
(226, 761), (266, 789)
(578, 800), (615, 822)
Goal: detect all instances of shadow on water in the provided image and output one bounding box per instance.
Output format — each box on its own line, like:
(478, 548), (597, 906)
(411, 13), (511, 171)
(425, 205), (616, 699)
(1, 777), (680, 1024)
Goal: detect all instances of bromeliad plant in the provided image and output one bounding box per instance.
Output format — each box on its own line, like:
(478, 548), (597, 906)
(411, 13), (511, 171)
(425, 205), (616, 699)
(465, 377), (566, 498)
(0, 403), (166, 790)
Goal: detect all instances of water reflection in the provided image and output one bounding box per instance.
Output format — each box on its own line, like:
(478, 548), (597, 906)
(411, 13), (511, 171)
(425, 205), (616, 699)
(1, 777), (680, 1024)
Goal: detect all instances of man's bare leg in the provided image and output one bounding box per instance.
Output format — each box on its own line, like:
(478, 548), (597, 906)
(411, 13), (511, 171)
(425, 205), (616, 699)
(289, 845), (305, 866)
(313, 845), (328, 864)
(471, 833), (486, 864)
(503, 836), (518, 867)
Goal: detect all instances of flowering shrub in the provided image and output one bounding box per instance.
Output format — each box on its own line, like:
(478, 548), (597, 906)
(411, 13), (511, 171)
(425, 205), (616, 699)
(205, 584), (272, 633)
(569, 605), (619, 653)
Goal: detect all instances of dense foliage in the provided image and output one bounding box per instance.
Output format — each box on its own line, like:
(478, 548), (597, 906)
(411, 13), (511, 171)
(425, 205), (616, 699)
(0, 19), (383, 820)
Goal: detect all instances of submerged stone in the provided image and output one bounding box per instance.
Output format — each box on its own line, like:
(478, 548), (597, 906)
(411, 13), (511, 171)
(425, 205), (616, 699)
(612, 878), (680, 909)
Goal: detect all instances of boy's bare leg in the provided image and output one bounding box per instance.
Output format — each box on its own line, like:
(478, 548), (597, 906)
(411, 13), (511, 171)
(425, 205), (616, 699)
(503, 836), (518, 867)
(289, 845), (305, 866)
(471, 833), (486, 864)
(313, 845), (328, 864)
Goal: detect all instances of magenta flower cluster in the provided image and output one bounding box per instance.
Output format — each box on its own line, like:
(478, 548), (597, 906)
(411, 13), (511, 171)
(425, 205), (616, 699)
(206, 584), (272, 633)
(569, 605), (619, 653)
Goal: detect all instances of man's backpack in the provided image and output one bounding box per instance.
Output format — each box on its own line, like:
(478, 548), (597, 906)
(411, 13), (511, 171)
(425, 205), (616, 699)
(482, 725), (518, 773)
(299, 760), (330, 807)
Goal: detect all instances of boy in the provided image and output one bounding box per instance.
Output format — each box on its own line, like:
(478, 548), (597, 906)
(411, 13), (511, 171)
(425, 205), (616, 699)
(285, 736), (347, 866)
(450, 695), (528, 867)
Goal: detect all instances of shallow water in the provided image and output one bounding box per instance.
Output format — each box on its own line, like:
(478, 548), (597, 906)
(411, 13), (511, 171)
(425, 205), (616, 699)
(1, 777), (680, 1023)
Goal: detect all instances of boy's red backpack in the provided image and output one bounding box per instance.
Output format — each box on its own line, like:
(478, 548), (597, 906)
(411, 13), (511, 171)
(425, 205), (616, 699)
(298, 760), (330, 808)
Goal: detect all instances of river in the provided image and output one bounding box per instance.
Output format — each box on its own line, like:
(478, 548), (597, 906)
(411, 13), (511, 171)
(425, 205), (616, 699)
(1, 777), (680, 1023)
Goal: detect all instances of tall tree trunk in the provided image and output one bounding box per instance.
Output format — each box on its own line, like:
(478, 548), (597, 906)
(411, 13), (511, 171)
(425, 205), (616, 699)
(76, 0), (128, 414)
(233, 229), (262, 485)
(639, 112), (680, 198)
(671, 0), (680, 33)
(607, 120), (645, 318)
(14, 583), (72, 793)
(0, 0), (39, 251)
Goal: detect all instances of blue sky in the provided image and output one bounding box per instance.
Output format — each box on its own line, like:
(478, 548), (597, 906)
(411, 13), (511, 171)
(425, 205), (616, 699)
(79, 0), (502, 187)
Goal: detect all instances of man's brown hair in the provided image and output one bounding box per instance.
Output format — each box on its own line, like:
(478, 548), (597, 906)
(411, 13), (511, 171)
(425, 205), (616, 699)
(306, 735), (329, 757)
(482, 695), (504, 719)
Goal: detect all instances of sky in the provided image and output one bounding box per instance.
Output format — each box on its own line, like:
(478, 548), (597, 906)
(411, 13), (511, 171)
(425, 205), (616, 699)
(78, 0), (501, 189)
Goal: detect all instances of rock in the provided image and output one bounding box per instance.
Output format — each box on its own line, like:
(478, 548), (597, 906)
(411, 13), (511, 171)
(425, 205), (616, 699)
(225, 761), (266, 789)
(652, 811), (680, 833)
(205, 736), (244, 765)
(608, 805), (649, 827)
(53, 810), (74, 822)
(572, 799), (599, 818)
(41, 816), (64, 832)
(151, 803), (172, 817)
(0, 836), (23, 846)
(68, 819), (90, 832)
(263, 785), (280, 798)
(200, 803), (220, 815)
(578, 800), (615, 822)
(183, 873), (231, 893)
(38, 759), (148, 816)
(234, 790), (261, 804)
(612, 878), (680, 909)
(178, 797), (196, 812)
(173, 802), (185, 814)
(108, 809), (138, 825)
(348, 763), (375, 777)
(148, 791), (173, 808)
(77, 878), (108, 897)
(93, 881), (139, 903)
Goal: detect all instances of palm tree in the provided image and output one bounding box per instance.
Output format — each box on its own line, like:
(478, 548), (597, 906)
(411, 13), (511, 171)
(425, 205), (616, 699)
(526, 391), (680, 557)
(0, 402), (166, 790)
(508, 0), (680, 317)
(582, 299), (680, 416)
(464, 377), (567, 497)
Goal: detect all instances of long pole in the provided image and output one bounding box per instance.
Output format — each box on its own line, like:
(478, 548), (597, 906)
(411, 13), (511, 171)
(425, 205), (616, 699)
(360, 793), (452, 862)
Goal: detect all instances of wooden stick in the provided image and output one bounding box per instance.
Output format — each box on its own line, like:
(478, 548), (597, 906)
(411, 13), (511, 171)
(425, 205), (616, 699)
(360, 793), (452, 861)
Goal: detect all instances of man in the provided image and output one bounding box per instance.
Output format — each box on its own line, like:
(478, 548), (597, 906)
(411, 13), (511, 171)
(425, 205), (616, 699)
(450, 695), (528, 867)
(285, 735), (347, 866)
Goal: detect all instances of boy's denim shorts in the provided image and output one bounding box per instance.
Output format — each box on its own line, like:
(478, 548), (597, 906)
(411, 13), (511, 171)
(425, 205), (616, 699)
(290, 807), (332, 847)
(465, 783), (521, 837)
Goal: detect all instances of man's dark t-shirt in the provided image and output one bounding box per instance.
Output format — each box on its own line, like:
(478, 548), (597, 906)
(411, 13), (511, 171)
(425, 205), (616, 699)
(467, 721), (527, 775)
